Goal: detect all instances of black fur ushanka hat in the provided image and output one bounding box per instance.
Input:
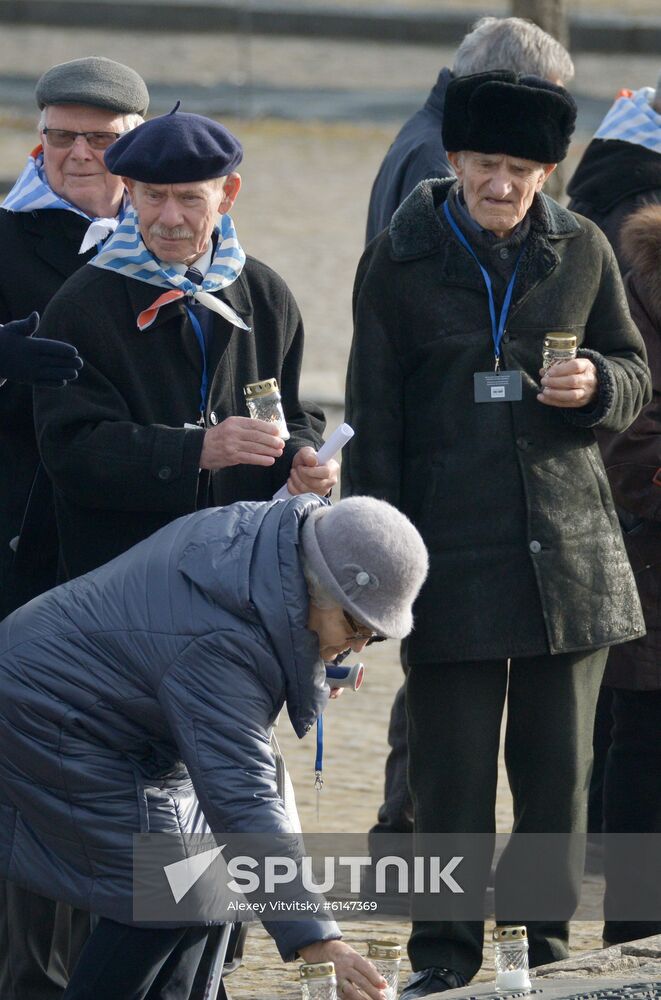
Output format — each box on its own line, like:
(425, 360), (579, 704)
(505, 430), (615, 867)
(442, 70), (577, 164)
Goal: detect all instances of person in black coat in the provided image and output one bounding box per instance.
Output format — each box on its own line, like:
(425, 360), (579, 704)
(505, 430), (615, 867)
(344, 73), (650, 999)
(597, 204), (661, 946)
(0, 55), (148, 620)
(567, 74), (661, 266)
(363, 19), (574, 868)
(0, 55), (149, 1000)
(567, 72), (661, 860)
(34, 106), (338, 584)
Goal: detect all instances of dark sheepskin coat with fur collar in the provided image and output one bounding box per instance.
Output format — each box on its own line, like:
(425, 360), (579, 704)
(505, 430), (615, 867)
(343, 177), (651, 663)
(598, 203), (661, 690)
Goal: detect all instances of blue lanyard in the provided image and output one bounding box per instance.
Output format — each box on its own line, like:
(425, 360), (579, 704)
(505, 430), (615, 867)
(185, 305), (209, 420)
(315, 715), (324, 792)
(443, 200), (523, 371)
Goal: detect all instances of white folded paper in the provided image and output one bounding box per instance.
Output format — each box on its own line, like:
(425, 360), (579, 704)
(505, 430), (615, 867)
(272, 422), (354, 501)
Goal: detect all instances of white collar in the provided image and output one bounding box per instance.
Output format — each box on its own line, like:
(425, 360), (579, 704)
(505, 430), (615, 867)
(170, 242), (214, 277)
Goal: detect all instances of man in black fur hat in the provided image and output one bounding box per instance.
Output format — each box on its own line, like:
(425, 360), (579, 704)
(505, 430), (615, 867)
(343, 72), (651, 998)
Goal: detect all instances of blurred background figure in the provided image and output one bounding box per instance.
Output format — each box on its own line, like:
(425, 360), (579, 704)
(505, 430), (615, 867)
(365, 16), (574, 245)
(596, 202), (661, 946)
(567, 70), (661, 872)
(568, 71), (661, 263)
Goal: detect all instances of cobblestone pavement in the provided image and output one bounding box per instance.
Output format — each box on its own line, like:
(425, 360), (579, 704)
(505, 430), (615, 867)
(232, 645), (604, 998)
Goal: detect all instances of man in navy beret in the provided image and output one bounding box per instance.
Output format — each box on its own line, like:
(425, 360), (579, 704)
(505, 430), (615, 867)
(33, 104), (338, 586)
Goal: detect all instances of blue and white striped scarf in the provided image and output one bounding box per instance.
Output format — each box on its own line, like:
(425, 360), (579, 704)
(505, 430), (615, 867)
(91, 207), (250, 331)
(1, 146), (124, 253)
(595, 87), (661, 155)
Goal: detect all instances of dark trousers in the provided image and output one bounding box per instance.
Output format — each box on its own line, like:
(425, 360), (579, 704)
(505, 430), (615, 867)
(0, 883), (90, 1000)
(587, 686), (614, 838)
(62, 918), (209, 1000)
(603, 688), (661, 945)
(367, 642), (413, 853)
(406, 648), (607, 980)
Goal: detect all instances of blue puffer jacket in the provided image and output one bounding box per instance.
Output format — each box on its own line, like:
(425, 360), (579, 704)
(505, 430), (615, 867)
(0, 495), (340, 960)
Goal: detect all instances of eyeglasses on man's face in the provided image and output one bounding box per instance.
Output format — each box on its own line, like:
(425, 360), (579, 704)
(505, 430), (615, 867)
(342, 609), (383, 644)
(41, 128), (123, 151)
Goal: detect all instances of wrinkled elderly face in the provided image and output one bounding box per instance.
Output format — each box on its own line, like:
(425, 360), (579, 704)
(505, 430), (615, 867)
(41, 104), (127, 219)
(307, 603), (372, 662)
(125, 175), (240, 266)
(448, 151), (555, 237)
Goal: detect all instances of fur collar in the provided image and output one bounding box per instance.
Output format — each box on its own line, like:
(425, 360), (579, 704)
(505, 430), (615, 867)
(389, 177), (581, 261)
(621, 203), (661, 329)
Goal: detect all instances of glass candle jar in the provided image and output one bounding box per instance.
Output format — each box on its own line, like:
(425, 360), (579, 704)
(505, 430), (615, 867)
(494, 925), (531, 993)
(300, 961), (337, 999)
(244, 378), (290, 440)
(542, 333), (577, 372)
(367, 941), (401, 1000)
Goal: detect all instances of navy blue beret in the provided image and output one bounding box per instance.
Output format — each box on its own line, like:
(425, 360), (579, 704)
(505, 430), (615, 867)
(104, 103), (243, 183)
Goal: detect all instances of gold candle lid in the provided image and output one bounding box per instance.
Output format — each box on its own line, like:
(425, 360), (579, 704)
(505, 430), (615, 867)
(244, 377), (279, 398)
(543, 334), (577, 350)
(493, 925), (528, 942)
(300, 961), (336, 980)
(367, 940), (401, 960)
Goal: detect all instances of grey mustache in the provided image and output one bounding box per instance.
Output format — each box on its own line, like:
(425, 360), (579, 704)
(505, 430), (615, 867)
(149, 224), (194, 239)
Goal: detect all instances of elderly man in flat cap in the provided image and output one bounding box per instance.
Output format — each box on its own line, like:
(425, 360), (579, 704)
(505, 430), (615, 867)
(34, 104), (337, 586)
(0, 56), (148, 620)
(343, 71), (651, 998)
(0, 55), (148, 1000)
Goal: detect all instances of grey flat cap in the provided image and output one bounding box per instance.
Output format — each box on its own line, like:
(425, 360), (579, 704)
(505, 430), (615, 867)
(36, 56), (149, 116)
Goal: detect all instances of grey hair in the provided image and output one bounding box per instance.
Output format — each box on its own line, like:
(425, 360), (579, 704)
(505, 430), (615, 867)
(300, 550), (339, 611)
(38, 109), (144, 132)
(453, 17), (575, 85)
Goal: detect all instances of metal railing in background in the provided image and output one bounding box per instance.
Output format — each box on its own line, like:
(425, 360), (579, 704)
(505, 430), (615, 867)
(0, 1), (659, 54)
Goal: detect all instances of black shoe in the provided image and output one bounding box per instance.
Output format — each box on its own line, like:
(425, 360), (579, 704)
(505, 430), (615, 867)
(400, 967), (467, 999)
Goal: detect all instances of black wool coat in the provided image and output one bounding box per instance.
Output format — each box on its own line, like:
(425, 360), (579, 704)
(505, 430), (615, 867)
(365, 67), (453, 245)
(33, 257), (323, 580)
(598, 204), (661, 691)
(0, 209), (96, 616)
(343, 179), (651, 663)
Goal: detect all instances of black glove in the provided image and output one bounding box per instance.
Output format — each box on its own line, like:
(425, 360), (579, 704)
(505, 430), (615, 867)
(0, 312), (83, 387)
